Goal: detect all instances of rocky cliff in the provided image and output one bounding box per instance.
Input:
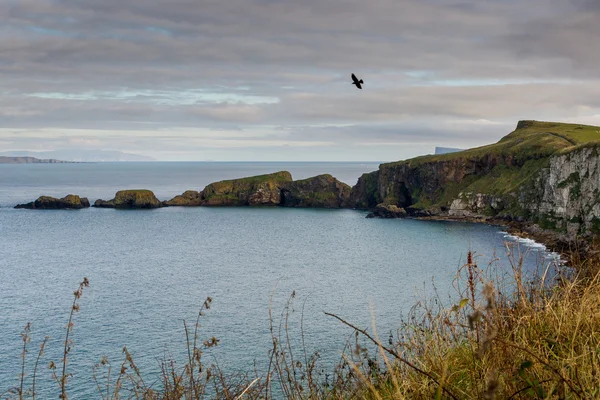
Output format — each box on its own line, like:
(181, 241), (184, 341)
(351, 120), (600, 237)
(198, 171), (293, 206)
(281, 174), (351, 208)
(518, 145), (600, 235)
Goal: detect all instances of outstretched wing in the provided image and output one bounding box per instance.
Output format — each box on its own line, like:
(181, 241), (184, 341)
(351, 73), (358, 84)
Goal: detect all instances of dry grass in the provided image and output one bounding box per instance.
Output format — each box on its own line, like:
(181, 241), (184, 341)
(4, 244), (600, 399)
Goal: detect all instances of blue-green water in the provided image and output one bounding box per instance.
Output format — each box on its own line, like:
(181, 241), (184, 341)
(0, 162), (559, 398)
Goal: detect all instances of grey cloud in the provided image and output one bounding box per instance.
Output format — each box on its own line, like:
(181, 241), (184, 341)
(1, 0), (599, 160)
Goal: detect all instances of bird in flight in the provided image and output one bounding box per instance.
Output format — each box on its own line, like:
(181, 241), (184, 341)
(351, 73), (363, 89)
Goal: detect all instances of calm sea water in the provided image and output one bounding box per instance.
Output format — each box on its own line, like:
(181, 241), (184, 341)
(0, 162), (560, 398)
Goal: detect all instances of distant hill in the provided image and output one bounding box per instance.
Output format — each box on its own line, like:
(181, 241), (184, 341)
(434, 146), (464, 155)
(0, 150), (156, 162)
(0, 156), (70, 164)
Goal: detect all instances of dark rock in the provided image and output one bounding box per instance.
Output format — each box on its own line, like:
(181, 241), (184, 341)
(349, 171), (380, 209)
(93, 190), (162, 209)
(406, 207), (437, 217)
(367, 203), (408, 218)
(163, 191), (202, 207)
(497, 214), (513, 222)
(15, 194), (90, 209)
(93, 199), (114, 208)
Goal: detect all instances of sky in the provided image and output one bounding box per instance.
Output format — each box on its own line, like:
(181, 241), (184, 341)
(1, 0), (600, 161)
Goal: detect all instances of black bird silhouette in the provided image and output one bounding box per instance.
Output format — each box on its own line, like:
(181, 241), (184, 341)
(351, 73), (363, 89)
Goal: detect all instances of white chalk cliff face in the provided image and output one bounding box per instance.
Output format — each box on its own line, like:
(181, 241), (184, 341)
(445, 145), (600, 235)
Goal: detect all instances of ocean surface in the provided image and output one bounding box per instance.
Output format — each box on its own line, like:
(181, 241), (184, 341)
(0, 162), (562, 398)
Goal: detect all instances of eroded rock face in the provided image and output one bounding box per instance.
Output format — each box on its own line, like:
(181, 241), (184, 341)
(281, 174), (351, 208)
(448, 193), (504, 217)
(349, 155), (516, 211)
(248, 183), (283, 206)
(93, 190), (162, 209)
(520, 146), (600, 234)
(15, 195), (90, 209)
(163, 191), (202, 207)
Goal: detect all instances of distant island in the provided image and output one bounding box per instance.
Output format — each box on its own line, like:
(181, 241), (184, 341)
(0, 150), (155, 162)
(434, 146), (464, 155)
(0, 156), (70, 164)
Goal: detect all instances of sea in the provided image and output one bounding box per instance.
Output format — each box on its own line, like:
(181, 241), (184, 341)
(0, 162), (562, 398)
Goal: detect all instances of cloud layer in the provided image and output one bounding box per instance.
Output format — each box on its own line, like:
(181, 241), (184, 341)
(2, 0), (599, 160)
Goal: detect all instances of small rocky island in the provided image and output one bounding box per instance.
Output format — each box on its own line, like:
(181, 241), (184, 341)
(94, 190), (163, 209)
(15, 195), (90, 209)
(15, 172), (351, 210)
(170, 171), (351, 208)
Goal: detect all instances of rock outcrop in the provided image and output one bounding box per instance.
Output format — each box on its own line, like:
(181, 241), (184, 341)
(518, 146), (600, 235)
(163, 191), (202, 207)
(366, 203), (407, 218)
(448, 193), (505, 218)
(165, 172), (352, 209)
(15, 195), (90, 209)
(199, 171), (293, 206)
(280, 174), (351, 208)
(93, 190), (162, 209)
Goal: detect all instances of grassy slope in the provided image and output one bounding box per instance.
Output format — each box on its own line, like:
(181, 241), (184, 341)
(205, 171), (293, 193)
(385, 121), (600, 207)
(395, 120), (600, 167)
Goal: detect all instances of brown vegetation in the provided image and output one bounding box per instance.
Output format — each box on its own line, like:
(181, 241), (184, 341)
(4, 244), (599, 399)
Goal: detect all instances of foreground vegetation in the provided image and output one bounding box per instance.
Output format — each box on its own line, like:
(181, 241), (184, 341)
(4, 243), (600, 399)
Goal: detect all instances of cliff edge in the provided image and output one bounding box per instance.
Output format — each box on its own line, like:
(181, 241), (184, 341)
(351, 120), (600, 236)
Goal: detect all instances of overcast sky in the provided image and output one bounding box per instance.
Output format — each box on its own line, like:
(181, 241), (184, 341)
(1, 0), (599, 161)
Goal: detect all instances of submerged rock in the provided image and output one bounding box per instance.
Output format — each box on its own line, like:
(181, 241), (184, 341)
(93, 190), (162, 209)
(15, 194), (90, 209)
(280, 174), (351, 208)
(163, 190), (202, 207)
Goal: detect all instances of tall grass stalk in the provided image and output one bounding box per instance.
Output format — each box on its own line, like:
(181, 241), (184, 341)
(6, 242), (600, 399)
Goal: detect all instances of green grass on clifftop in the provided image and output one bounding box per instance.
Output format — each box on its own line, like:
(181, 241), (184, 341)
(206, 171), (293, 192)
(386, 120), (600, 168)
(384, 120), (600, 206)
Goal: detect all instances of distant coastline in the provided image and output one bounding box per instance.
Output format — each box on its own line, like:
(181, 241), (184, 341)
(0, 156), (72, 164)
